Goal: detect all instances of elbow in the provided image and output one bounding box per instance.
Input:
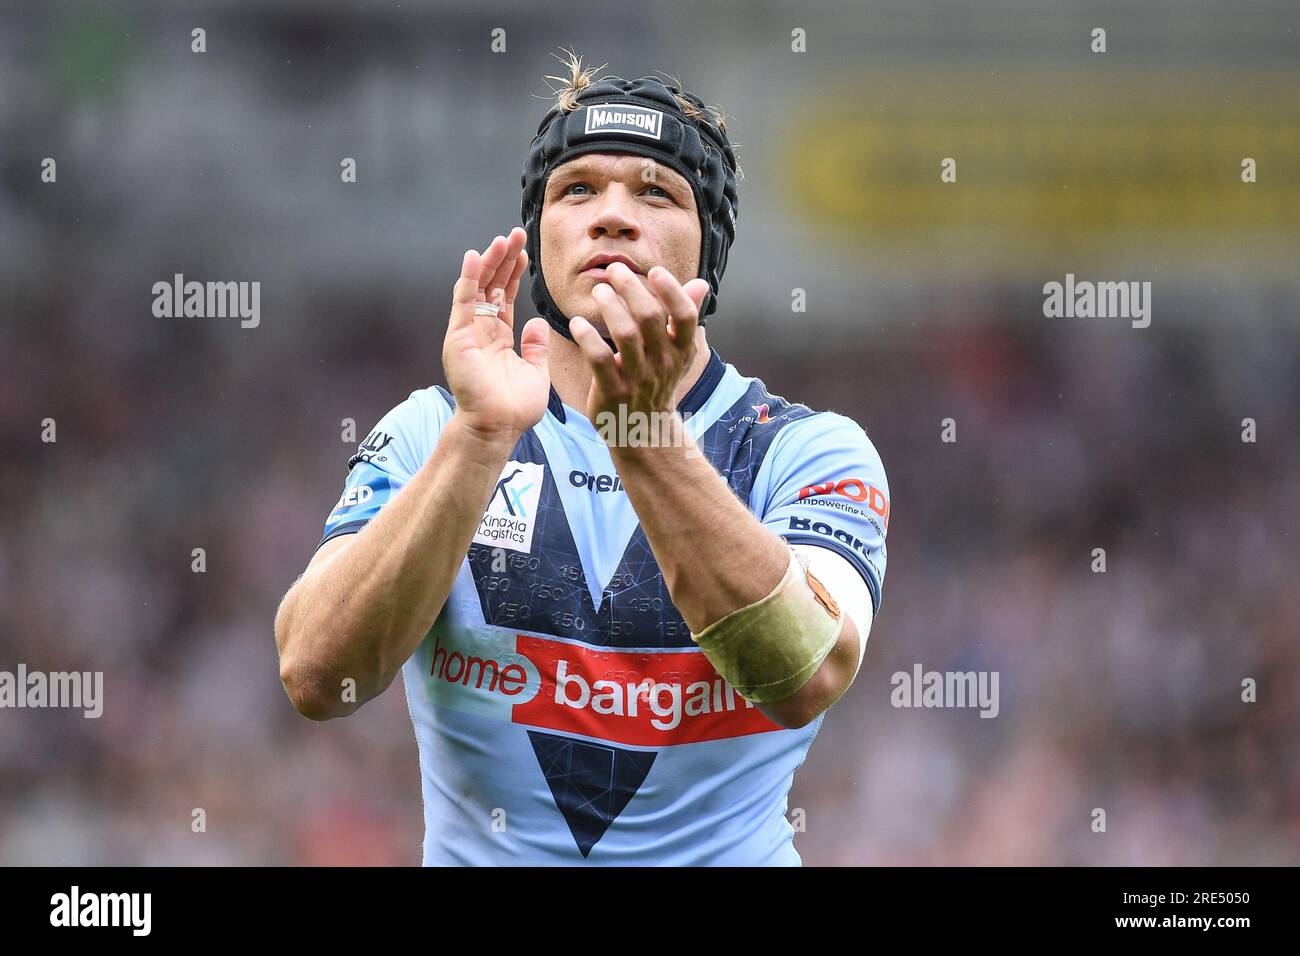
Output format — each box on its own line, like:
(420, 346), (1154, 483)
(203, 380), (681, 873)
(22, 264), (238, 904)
(272, 577), (404, 720)
(275, 603), (350, 721)
(279, 653), (351, 721)
(274, 587), (348, 723)
(757, 695), (821, 730)
(779, 706), (821, 731)
(276, 624), (386, 722)
(279, 651), (331, 720)
(755, 654), (851, 729)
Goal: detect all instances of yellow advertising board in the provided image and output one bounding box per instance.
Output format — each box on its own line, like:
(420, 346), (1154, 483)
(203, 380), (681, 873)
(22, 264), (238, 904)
(780, 72), (1299, 274)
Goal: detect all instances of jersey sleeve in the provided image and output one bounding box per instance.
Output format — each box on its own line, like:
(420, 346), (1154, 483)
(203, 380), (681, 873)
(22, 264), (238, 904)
(752, 412), (890, 614)
(317, 387), (453, 549)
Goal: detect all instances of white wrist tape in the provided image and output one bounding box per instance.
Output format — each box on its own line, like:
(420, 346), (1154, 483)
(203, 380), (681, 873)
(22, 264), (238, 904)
(690, 547), (845, 703)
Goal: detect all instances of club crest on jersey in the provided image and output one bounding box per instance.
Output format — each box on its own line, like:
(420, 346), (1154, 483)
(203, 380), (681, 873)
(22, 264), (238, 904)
(582, 104), (664, 141)
(473, 461), (545, 553)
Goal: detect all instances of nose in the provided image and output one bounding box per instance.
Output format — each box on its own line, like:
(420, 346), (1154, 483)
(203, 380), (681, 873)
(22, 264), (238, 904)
(587, 184), (640, 241)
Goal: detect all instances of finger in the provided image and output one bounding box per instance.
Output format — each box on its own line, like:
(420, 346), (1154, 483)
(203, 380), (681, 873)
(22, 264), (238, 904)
(683, 278), (711, 310)
(605, 262), (670, 355)
(569, 315), (623, 397)
(486, 228), (527, 307)
(676, 279), (710, 345)
(519, 316), (551, 374)
(592, 281), (645, 378)
(477, 235), (509, 297)
(450, 249), (485, 329)
(652, 271), (706, 350)
(498, 249), (529, 327)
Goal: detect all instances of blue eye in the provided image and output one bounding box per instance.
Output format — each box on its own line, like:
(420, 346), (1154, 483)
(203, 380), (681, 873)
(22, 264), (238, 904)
(565, 182), (590, 196)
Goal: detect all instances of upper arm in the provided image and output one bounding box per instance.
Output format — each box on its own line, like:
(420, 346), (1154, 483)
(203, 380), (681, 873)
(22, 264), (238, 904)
(753, 412), (890, 616)
(752, 545), (874, 729)
(748, 413), (890, 726)
(305, 533), (354, 576)
(792, 543), (874, 679)
(317, 386), (452, 549)
(279, 387), (449, 639)
(276, 534), (354, 652)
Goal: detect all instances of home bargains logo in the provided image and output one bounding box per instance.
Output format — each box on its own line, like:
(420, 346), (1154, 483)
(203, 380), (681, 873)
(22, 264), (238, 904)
(416, 622), (780, 746)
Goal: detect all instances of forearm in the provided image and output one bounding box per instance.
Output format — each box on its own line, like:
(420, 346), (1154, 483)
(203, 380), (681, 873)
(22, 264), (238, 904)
(278, 412), (516, 713)
(609, 413), (790, 633)
(610, 418), (862, 727)
(567, 262), (864, 726)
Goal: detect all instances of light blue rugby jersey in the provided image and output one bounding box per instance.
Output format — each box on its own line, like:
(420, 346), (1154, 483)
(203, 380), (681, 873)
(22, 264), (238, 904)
(318, 348), (890, 865)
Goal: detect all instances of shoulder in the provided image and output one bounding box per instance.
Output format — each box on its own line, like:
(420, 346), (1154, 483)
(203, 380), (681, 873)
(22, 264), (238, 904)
(402, 384), (457, 421)
(728, 368), (886, 479)
(350, 385), (456, 472)
(393, 384), (457, 434)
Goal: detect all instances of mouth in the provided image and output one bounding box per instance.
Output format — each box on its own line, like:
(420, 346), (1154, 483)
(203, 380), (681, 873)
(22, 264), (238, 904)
(579, 254), (646, 278)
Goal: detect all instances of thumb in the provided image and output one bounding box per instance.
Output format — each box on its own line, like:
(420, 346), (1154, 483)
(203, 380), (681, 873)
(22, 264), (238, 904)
(520, 316), (551, 372)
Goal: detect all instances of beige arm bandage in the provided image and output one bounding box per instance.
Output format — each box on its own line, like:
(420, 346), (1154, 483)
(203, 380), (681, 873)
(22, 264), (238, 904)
(690, 547), (845, 703)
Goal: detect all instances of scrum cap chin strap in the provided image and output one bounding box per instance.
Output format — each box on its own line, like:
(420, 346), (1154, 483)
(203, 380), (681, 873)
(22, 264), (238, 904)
(520, 75), (739, 341)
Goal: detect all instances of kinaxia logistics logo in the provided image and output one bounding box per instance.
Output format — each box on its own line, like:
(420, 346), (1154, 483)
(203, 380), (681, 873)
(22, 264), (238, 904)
(797, 476), (889, 530)
(473, 460), (545, 553)
(416, 622), (780, 746)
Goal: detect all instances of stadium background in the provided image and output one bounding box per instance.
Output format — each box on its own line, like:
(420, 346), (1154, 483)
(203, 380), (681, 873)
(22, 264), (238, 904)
(1, 0), (1297, 864)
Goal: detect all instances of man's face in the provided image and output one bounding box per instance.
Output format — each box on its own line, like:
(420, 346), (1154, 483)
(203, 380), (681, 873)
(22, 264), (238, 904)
(539, 152), (701, 334)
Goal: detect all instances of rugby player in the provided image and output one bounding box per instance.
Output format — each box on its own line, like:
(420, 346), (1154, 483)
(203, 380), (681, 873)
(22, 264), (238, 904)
(274, 56), (890, 865)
